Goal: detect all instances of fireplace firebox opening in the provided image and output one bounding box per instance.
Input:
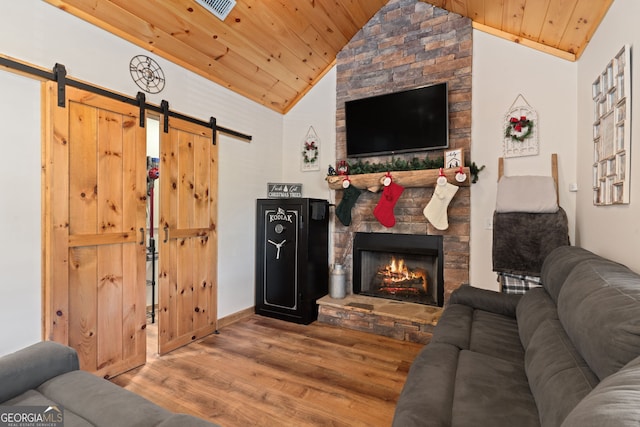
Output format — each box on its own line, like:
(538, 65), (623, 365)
(352, 233), (444, 307)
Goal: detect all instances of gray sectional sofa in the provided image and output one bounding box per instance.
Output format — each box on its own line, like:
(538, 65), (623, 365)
(393, 245), (640, 426)
(0, 341), (219, 427)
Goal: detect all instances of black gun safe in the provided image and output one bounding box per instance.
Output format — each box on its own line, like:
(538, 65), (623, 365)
(255, 198), (329, 324)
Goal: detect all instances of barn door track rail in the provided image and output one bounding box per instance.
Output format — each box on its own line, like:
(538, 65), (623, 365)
(0, 56), (252, 143)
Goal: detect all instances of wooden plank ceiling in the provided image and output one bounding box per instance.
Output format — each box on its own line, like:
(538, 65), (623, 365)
(44, 0), (613, 114)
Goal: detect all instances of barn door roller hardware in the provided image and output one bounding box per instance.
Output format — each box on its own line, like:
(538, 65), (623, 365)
(53, 63), (66, 107)
(137, 92), (146, 128)
(209, 117), (217, 145)
(161, 100), (170, 133)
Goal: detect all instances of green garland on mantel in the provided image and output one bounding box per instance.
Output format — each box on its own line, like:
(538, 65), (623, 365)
(342, 157), (485, 183)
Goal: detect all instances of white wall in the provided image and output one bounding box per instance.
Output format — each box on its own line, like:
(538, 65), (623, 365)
(0, 0), (283, 354)
(282, 67), (338, 263)
(282, 67), (337, 202)
(575, 0), (640, 273)
(470, 32), (577, 290)
(0, 73), (41, 355)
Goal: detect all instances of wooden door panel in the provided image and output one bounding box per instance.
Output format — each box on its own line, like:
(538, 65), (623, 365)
(193, 134), (212, 332)
(178, 130), (195, 230)
(97, 110), (124, 235)
(194, 235), (211, 332)
(158, 118), (217, 355)
(44, 83), (147, 378)
(97, 244), (123, 371)
(122, 114), (146, 364)
(122, 240), (145, 362)
(44, 82), (71, 346)
(68, 246), (98, 371)
(68, 103), (97, 234)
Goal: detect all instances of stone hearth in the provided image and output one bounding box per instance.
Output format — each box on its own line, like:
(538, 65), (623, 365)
(317, 294), (441, 344)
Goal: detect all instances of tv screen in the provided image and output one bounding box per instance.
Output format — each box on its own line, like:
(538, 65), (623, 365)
(345, 82), (449, 158)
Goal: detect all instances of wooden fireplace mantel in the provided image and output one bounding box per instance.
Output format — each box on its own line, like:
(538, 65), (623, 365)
(325, 167), (471, 191)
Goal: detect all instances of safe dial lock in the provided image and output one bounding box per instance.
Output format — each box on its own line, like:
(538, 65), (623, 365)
(274, 224), (285, 234)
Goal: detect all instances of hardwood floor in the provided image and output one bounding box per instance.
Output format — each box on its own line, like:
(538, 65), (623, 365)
(110, 314), (424, 427)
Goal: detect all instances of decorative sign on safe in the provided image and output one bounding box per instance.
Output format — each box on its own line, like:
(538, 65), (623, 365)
(267, 183), (303, 198)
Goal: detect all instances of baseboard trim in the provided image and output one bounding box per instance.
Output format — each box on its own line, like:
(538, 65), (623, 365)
(146, 304), (254, 330)
(217, 306), (255, 329)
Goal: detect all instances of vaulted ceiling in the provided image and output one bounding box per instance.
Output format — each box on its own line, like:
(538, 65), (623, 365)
(44, 0), (613, 114)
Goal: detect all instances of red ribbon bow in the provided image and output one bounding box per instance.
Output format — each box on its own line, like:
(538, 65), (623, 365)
(510, 116), (527, 132)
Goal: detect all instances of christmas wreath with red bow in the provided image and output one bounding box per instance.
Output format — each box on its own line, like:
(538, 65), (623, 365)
(505, 115), (534, 142)
(302, 140), (319, 163)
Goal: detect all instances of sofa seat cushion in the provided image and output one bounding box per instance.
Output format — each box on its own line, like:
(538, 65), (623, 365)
(562, 356), (640, 427)
(468, 310), (524, 364)
(558, 259), (640, 380)
(37, 370), (172, 427)
(432, 304), (523, 365)
(525, 319), (599, 427)
(451, 350), (539, 427)
(392, 343), (460, 427)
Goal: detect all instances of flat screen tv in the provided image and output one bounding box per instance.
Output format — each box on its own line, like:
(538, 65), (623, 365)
(345, 82), (449, 158)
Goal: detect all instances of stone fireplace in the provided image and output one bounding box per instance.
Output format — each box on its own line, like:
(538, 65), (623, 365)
(318, 0), (471, 343)
(319, 0), (473, 342)
(353, 232), (444, 307)
(332, 0), (472, 304)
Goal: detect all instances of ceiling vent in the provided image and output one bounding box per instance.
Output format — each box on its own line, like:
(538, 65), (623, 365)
(194, 0), (236, 21)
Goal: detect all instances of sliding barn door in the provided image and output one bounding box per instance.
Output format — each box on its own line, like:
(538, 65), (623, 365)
(43, 83), (147, 378)
(158, 116), (218, 355)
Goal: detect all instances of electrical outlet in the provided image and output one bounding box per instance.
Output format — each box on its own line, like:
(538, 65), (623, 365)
(485, 218), (493, 230)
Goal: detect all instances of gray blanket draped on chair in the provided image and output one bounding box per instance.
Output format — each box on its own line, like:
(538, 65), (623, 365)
(492, 207), (570, 276)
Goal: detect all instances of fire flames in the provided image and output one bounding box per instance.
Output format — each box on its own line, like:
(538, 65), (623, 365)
(374, 256), (428, 295)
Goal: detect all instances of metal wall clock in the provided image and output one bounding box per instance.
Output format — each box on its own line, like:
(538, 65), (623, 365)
(129, 55), (165, 94)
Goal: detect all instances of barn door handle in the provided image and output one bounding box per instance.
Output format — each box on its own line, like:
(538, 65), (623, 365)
(163, 226), (169, 243)
(139, 228), (145, 246)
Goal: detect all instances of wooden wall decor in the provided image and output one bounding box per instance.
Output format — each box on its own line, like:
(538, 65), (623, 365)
(503, 94), (539, 158)
(592, 45), (631, 205)
(301, 126), (320, 172)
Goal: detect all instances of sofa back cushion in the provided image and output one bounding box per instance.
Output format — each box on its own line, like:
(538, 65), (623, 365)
(525, 319), (599, 427)
(561, 356), (640, 427)
(517, 287), (558, 350)
(540, 246), (602, 304)
(558, 259), (640, 380)
(0, 341), (79, 404)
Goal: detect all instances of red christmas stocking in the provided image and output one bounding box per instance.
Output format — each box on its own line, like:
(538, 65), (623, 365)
(373, 181), (405, 228)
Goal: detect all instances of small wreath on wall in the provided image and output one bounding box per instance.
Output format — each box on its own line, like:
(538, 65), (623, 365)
(302, 140), (319, 163)
(301, 126), (320, 171)
(505, 115), (534, 142)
